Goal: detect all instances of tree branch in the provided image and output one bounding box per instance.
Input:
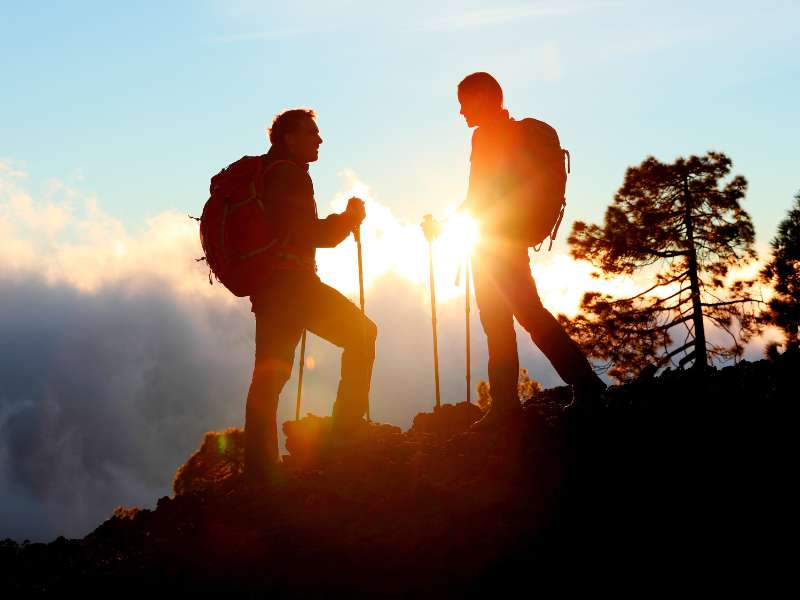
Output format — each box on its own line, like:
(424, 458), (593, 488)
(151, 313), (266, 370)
(665, 341), (694, 359)
(701, 298), (759, 308)
(618, 272), (689, 302)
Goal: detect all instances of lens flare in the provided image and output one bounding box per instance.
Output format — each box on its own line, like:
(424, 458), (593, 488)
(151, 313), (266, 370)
(439, 212), (480, 258)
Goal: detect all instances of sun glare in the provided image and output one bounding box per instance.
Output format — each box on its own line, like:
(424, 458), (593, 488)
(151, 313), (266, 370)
(439, 212), (480, 259)
(314, 175), (635, 311)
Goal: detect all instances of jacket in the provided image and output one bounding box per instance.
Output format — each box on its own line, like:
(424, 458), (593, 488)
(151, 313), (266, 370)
(260, 145), (356, 268)
(464, 111), (528, 240)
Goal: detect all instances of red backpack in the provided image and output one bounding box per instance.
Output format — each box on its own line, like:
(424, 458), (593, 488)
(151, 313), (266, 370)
(198, 155), (295, 297)
(513, 118), (570, 251)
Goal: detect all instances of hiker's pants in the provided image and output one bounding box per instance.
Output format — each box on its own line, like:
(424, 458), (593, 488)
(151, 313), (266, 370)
(245, 271), (377, 469)
(471, 242), (596, 407)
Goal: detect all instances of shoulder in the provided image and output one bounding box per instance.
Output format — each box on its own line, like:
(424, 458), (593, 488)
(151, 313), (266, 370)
(264, 160), (311, 191)
(266, 159), (307, 179)
(518, 117), (558, 137)
(517, 117), (560, 148)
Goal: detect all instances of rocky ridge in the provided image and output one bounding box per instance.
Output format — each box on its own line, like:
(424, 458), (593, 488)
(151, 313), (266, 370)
(2, 352), (794, 595)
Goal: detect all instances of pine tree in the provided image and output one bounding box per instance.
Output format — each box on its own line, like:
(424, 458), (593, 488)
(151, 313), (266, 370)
(760, 191), (800, 350)
(560, 151), (761, 382)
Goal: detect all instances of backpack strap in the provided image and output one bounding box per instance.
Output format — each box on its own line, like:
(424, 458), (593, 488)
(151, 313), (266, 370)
(260, 158), (299, 248)
(250, 158), (293, 211)
(533, 149), (570, 252)
(547, 200), (566, 251)
(243, 159), (316, 272)
(544, 148), (570, 250)
(229, 159), (296, 261)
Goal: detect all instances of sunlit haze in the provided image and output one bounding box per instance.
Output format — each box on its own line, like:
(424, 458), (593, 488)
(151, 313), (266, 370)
(1, 1), (797, 542)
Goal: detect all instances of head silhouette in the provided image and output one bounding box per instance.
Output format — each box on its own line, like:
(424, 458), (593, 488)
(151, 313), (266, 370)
(269, 108), (323, 164)
(457, 72), (505, 128)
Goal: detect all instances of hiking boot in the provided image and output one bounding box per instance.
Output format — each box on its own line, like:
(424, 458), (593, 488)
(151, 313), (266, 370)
(469, 401), (523, 433)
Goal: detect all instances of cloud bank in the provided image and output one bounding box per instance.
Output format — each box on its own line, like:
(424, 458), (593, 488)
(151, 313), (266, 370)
(0, 162), (569, 541)
(0, 160), (777, 541)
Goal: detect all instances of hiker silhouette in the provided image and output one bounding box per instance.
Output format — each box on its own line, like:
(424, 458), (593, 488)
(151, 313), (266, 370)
(210, 109), (375, 481)
(455, 72), (605, 429)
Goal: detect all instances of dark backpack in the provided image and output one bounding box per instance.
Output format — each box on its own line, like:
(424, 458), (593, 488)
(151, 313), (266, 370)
(513, 118), (570, 250)
(198, 155), (292, 297)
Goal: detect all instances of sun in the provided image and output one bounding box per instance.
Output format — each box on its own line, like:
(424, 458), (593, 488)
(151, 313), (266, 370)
(438, 212), (480, 260)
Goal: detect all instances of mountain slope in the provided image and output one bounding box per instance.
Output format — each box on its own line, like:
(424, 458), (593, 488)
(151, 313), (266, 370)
(3, 352), (793, 595)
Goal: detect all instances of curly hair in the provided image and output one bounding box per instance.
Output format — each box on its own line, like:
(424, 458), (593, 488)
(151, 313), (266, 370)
(268, 108), (317, 146)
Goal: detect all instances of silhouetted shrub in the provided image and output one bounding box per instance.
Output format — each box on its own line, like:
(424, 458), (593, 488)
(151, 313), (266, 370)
(173, 427), (244, 496)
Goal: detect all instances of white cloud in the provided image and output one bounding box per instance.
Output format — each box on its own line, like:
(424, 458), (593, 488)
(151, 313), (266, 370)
(0, 162), (777, 541)
(423, 1), (619, 30)
(0, 168), (227, 300)
(0, 165), (500, 541)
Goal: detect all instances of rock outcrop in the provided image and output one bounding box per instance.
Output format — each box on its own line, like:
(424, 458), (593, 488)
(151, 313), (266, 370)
(4, 351), (794, 595)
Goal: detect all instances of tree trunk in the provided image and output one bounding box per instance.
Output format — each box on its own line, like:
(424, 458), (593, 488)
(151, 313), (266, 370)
(683, 175), (707, 369)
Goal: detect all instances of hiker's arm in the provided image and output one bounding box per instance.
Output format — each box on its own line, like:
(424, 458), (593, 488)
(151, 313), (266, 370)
(272, 165), (358, 248)
(310, 211), (357, 248)
(306, 197), (364, 248)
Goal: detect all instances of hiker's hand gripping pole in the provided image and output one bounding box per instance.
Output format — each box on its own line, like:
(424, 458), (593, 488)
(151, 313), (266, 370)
(346, 197), (367, 315)
(421, 214), (443, 410)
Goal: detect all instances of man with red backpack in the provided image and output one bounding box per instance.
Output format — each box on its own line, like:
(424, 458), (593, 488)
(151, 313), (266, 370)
(456, 72), (605, 430)
(202, 108), (373, 480)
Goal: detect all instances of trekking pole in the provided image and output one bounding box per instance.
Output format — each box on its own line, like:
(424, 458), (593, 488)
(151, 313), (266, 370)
(295, 330), (307, 421)
(354, 224), (369, 422)
(421, 215), (442, 409)
(465, 257), (471, 404)
(455, 256), (472, 404)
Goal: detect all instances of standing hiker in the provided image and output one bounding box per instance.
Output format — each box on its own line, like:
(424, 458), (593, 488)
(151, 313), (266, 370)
(456, 72), (605, 430)
(241, 109), (375, 479)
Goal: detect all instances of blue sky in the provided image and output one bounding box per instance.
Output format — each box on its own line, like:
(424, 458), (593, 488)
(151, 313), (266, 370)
(3, 0), (798, 242)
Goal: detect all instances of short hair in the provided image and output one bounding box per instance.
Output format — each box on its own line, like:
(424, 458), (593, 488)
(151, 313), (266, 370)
(268, 108), (317, 146)
(457, 72), (503, 106)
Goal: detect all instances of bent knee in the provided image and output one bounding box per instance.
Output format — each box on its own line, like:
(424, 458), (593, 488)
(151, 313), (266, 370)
(359, 317), (378, 359)
(347, 316), (377, 357)
(516, 304), (555, 333)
